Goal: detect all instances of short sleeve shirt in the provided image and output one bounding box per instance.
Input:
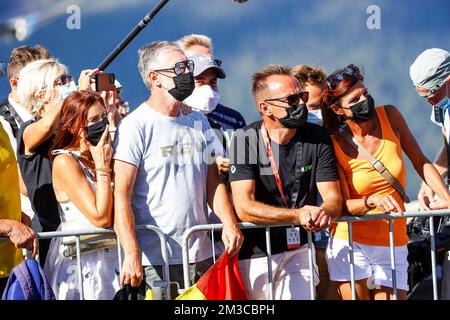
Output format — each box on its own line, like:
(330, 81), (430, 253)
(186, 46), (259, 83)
(229, 121), (339, 259)
(113, 103), (219, 265)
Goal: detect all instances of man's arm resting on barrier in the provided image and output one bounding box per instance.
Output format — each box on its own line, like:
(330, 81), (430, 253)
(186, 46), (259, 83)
(113, 159), (143, 288)
(206, 163), (243, 256)
(0, 219), (38, 256)
(387, 106), (450, 209)
(230, 179), (322, 231)
(418, 139), (448, 210)
(316, 180), (343, 228)
(433, 138), (448, 178)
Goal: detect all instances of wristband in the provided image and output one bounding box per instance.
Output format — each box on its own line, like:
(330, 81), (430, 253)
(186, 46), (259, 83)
(96, 172), (111, 178)
(95, 167), (111, 173)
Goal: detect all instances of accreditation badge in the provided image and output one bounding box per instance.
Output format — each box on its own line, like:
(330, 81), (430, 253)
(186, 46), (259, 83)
(286, 227), (301, 249)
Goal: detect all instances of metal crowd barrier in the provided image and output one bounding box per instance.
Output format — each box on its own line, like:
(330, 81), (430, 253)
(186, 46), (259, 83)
(3, 210), (450, 300)
(1, 224), (170, 300)
(182, 209), (450, 301)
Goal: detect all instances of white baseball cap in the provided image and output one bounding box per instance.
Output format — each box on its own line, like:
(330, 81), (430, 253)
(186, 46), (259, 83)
(410, 48), (450, 96)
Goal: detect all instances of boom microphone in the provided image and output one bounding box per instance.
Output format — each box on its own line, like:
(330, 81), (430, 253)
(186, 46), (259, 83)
(98, 0), (250, 70)
(97, 0), (171, 70)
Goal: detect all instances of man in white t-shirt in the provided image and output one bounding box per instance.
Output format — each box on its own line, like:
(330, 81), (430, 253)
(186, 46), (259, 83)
(112, 40), (243, 299)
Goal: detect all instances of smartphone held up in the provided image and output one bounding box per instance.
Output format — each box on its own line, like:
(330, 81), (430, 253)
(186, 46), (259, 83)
(94, 73), (116, 92)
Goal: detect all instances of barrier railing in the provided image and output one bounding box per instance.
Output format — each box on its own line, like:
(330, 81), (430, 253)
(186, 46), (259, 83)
(1, 224), (170, 300)
(182, 209), (450, 300)
(3, 210), (450, 300)
(181, 222), (317, 300)
(339, 209), (450, 300)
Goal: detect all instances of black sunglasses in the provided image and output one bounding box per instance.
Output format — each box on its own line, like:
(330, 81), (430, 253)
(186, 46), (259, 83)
(54, 74), (73, 86)
(265, 91), (309, 108)
(154, 60), (195, 76)
(326, 64), (362, 89)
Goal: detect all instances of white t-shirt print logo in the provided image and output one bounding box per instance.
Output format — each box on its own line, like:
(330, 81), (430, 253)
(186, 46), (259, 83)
(159, 127), (203, 167)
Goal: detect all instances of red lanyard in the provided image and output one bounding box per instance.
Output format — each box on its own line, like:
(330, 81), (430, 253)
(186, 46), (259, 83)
(260, 123), (289, 208)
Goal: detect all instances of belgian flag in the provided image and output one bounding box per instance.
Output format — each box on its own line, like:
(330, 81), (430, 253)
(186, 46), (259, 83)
(176, 250), (248, 300)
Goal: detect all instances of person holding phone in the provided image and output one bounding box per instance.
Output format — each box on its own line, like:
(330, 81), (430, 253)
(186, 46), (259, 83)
(16, 59), (119, 266)
(44, 90), (119, 300)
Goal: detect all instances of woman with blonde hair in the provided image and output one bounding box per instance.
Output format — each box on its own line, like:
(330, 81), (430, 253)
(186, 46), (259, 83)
(16, 59), (77, 265)
(16, 59), (110, 265)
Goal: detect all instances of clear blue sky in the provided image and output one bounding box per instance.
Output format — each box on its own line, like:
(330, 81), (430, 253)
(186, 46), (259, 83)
(1, 0), (449, 196)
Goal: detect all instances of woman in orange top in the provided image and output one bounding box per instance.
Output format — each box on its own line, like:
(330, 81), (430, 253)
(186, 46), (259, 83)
(321, 64), (450, 300)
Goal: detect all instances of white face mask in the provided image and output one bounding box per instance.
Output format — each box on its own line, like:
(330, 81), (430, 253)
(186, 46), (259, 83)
(44, 81), (77, 107)
(59, 81), (77, 101)
(184, 85), (220, 114)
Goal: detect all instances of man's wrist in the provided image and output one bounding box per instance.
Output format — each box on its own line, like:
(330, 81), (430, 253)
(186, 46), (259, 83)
(1, 220), (14, 237)
(124, 249), (141, 256)
(221, 217), (239, 229)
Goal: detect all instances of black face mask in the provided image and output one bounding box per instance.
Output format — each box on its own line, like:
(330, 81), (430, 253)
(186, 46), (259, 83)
(168, 72), (195, 101)
(276, 103), (309, 128)
(85, 117), (109, 146)
(347, 94), (376, 123)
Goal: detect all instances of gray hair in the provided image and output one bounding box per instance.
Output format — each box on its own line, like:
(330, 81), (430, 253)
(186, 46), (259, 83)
(137, 40), (182, 89)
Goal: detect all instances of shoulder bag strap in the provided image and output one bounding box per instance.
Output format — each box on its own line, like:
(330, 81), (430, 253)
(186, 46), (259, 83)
(341, 128), (410, 203)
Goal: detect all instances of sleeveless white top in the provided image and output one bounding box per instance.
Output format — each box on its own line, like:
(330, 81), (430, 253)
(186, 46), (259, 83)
(52, 149), (98, 229)
(43, 149), (120, 300)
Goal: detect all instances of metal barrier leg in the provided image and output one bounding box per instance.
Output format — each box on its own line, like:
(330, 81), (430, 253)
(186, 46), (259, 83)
(265, 227), (274, 300)
(158, 233), (171, 300)
(347, 221), (356, 300)
(307, 231), (315, 300)
(182, 231), (192, 291)
(75, 236), (85, 300)
(117, 238), (122, 283)
(388, 218), (397, 300)
(430, 217), (439, 300)
(211, 226), (216, 264)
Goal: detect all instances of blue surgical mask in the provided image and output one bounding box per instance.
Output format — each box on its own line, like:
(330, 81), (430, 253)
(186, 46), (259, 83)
(59, 81), (77, 101)
(435, 96), (450, 111)
(434, 82), (450, 110)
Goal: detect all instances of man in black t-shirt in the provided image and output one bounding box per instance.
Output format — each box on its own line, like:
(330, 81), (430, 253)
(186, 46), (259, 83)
(229, 65), (342, 300)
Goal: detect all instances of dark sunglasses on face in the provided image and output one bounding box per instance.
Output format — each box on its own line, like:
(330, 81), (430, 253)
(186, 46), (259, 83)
(326, 64), (362, 89)
(154, 60), (195, 76)
(265, 91), (309, 107)
(54, 74), (73, 86)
